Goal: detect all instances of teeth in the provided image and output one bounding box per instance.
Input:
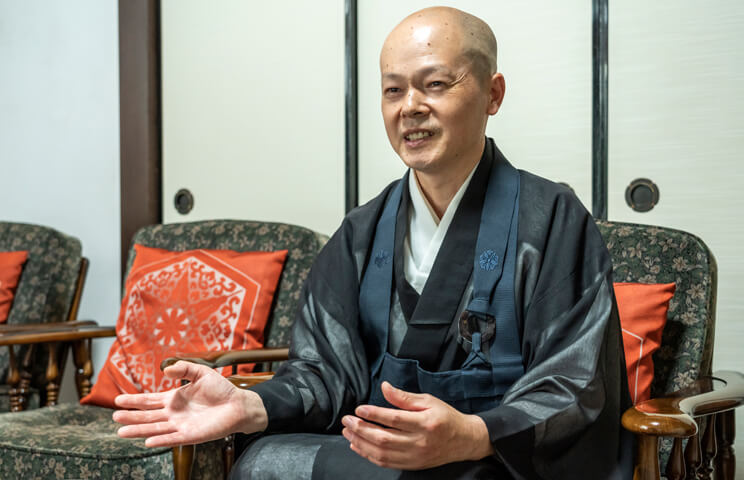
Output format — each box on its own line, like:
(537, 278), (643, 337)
(405, 131), (432, 141)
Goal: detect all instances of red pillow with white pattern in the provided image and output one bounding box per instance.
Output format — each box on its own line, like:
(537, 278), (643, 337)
(81, 245), (287, 408)
(615, 282), (675, 404)
(0, 251), (28, 323)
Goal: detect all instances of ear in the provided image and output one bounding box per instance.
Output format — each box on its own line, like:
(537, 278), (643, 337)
(486, 73), (505, 115)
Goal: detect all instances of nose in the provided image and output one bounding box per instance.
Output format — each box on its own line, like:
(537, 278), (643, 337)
(401, 89), (429, 118)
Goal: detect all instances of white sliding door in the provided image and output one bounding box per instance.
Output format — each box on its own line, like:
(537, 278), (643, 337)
(161, 0), (346, 236)
(609, 2), (744, 471)
(358, 1), (593, 208)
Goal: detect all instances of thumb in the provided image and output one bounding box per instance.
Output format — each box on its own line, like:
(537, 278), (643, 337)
(163, 360), (210, 383)
(380, 381), (430, 412)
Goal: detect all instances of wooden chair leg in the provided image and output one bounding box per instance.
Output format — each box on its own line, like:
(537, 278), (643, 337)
(699, 415), (717, 480)
(223, 434), (235, 479)
(72, 339), (93, 398)
(45, 343), (60, 406)
(18, 344), (35, 409)
(173, 445), (195, 480)
(715, 410), (736, 480)
(684, 429), (702, 478)
(665, 437), (685, 480)
(633, 435), (660, 480)
(7, 346), (22, 412)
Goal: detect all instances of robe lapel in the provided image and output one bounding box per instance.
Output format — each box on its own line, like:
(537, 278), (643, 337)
(396, 150), (493, 371)
(393, 180), (420, 323)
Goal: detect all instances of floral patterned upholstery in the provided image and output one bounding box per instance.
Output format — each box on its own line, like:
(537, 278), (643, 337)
(0, 222), (83, 411)
(0, 403), (222, 479)
(0, 220), (327, 479)
(596, 220), (717, 472)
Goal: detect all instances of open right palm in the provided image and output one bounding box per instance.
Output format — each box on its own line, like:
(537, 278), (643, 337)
(113, 361), (268, 448)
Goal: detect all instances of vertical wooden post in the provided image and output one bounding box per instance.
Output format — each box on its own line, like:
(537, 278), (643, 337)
(7, 347), (22, 412)
(633, 435), (660, 480)
(698, 415), (717, 480)
(45, 343), (60, 406)
(665, 437), (685, 480)
(119, 0), (162, 276)
(684, 430), (702, 477)
(715, 410), (736, 480)
(172, 445), (195, 480)
(222, 434), (235, 479)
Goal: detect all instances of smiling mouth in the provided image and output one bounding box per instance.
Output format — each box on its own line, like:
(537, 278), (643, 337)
(404, 131), (434, 141)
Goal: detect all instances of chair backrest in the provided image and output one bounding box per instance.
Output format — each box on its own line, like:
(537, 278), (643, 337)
(126, 220), (328, 350)
(0, 222), (83, 326)
(0, 222), (83, 384)
(596, 220), (717, 397)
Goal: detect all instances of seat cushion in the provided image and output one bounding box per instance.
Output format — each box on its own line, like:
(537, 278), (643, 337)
(0, 403), (223, 479)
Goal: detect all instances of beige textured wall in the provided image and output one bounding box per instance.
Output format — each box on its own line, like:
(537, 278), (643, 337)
(0, 0), (120, 390)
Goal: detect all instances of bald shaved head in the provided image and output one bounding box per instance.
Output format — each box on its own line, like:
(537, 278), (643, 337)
(383, 6), (499, 85)
(379, 6), (505, 202)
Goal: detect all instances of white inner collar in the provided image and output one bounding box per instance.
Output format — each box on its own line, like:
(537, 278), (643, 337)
(404, 164), (479, 294)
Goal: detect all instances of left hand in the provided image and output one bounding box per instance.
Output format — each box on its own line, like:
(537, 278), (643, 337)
(341, 381), (494, 470)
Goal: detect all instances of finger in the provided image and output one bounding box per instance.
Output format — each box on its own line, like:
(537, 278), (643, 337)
(144, 431), (193, 448)
(380, 381), (431, 412)
(344, 426), (411, 469)
(163, 360), (212, 382)
(341, 415), (411, 450)
(353, 405), (421, 431)
(117, 421), (176, 439)
(112, 408), (169, 426)
(114, 392), (168, 410)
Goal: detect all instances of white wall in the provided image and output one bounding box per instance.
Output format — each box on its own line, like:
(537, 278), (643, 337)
(0, 0), (120, 391)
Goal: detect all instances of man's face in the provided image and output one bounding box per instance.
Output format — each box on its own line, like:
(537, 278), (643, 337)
(380, 23), (494, 175)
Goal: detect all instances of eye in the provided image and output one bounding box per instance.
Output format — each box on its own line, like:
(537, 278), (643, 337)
(383, 86), (404, 98)
(428, 81), (446, 88)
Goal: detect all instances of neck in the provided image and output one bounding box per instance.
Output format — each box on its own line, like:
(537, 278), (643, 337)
(414, 143), (484, 219)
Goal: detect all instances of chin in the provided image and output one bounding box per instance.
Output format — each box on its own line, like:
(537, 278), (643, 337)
(398, 154), (432, 172)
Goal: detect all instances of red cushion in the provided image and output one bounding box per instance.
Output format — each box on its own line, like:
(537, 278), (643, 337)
(0, 251), (28, 324)
(81, 245), (288, 408)
(615, 282), (675, 404)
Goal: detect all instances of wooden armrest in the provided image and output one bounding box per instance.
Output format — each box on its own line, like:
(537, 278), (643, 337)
(0, 320), (98, 333)
(622, 370), (744, 437)
(161, 347), (290, 370)
(227, 373), (275, 389)
(0, 325), (116, 346)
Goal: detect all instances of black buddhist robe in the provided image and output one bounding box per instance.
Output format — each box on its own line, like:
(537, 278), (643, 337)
(233, 140), (634, 480)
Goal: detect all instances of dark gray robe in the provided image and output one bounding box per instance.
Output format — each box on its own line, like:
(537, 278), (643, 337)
(234, 142), (634, 479)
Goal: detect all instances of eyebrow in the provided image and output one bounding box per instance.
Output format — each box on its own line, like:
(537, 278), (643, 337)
(382, 65), (456, 81)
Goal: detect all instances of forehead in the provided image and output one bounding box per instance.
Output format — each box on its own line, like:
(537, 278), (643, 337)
(380, 23), (467, 77)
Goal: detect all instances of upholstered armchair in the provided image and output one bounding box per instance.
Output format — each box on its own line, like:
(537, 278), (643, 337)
(596, 221), (742, 480)
(170, 220), (741, 480)
(0, 220), (327, 479)
(0, 222), (89, 411)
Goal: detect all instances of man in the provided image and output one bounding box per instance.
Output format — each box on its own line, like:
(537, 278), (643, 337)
(114, 7), (633, 479)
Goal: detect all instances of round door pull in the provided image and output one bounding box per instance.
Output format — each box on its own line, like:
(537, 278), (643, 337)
(174, 189), (194, 215)
(625, 178), (659, 213)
